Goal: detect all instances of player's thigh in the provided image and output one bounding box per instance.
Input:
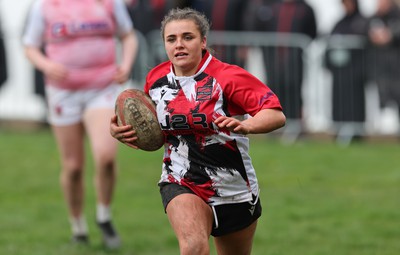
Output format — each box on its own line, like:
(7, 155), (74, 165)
(166, 193), (213, 242)
(52, 123), (85, 169)
(83, 86), (119, 160)
(84, 108), (117, 154)
(84, 108), (118, 166)
(214, 220), (258, 255)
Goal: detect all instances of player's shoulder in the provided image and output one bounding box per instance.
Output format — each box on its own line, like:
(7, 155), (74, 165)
(209, 57), (255, 82)
(147, 61), (170, 80)
(144, 61), (171, 91)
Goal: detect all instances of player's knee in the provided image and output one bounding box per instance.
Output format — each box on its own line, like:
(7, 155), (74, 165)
(62, 165), (83, 181)
(179, 236), (209, 255)
(97, 157), (115, 175)
(95, 149), (116, 169)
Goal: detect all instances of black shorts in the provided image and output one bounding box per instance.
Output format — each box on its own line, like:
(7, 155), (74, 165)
(159, 182), (262, 237)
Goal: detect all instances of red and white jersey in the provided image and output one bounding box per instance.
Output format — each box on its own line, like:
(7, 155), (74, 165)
(144, 51), (282, 206)
(23, 0), (133, 90)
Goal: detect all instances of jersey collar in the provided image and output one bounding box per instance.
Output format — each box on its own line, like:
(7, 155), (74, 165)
(171, 50), (213, 80)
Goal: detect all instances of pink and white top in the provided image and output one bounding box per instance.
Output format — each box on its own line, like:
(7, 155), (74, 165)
(23, 0), (133, 90)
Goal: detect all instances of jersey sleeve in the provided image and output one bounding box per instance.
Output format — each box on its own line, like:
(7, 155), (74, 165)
(22, 0), (45, 47)
(221, 65), (282, 117)
(113, 0), (133, 36)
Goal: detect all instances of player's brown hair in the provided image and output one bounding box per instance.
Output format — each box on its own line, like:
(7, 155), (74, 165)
(160, 7), (210, 41)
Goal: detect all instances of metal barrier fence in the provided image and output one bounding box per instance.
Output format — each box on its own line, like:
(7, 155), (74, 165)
(0, 30), (396, 142)
(147, 31), (390, 143)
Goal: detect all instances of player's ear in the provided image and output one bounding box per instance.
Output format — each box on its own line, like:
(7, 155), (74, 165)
(201, 36), (207, 50)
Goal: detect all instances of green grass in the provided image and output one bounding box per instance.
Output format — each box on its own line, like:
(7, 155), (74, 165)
(0, 128), (399, 255)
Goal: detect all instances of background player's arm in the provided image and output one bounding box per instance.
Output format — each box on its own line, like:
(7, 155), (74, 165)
(113, 30), (139, 84)
(24, 46), (67, 82)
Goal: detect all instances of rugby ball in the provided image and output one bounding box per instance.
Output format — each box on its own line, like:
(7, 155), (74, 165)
(115, 89), (164, 151)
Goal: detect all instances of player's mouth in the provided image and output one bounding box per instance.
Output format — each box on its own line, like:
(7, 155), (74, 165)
(175, 52), (188, 58)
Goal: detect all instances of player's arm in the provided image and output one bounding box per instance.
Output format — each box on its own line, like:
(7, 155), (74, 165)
(214, 108), (286, 135)
(22, 0), (67, 82)
(24, 46), (67, 82)
(113, 0), (139, 84)
(114, 31), (138, 84)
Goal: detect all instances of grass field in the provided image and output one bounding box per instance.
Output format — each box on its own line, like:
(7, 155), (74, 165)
(0, 127), (399, 255)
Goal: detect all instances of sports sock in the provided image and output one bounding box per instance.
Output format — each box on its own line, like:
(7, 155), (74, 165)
(96, 203), (112, 223)
(70, 215), (88, 236)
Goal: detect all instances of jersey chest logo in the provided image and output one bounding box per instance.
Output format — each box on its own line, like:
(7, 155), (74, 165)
(196, 85), (212, 101)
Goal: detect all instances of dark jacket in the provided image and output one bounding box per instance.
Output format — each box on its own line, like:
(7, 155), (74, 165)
(242, 0), (317, 119)
(325, 2), (369, 122)
(367, 2), (400, 107)
(244, 0), (317, 39)
(189, 0), (248, 31)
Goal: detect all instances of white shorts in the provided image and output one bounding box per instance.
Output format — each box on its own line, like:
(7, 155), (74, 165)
(46, 85), (123, 126)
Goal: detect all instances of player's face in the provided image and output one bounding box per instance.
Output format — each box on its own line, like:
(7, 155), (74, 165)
(164, 19), (206, 76)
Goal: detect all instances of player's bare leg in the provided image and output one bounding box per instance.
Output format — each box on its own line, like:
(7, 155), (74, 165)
(84, 108), (120, 249)
(166, 194), (213, 255)
(214, 220), (257, 255)
(52, 123), (88, 242)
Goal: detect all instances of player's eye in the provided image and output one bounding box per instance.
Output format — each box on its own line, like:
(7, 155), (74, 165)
(166, 37), (176, 43)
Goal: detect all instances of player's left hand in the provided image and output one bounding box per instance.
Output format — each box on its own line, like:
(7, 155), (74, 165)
(214, 116), (250, 135)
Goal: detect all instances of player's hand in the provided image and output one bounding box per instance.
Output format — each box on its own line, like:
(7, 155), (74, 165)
(110, 115), (139, 149)
(214, 116), (250, 135)
(369, 27), (392, 46)
(113, 66), (130, 84)
(43, 61), (68, 82)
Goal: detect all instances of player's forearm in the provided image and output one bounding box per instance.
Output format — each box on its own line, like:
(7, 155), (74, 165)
(120, 31), (138, 71)
(243, 109), (286, 134)
(24, 46), (50, 72)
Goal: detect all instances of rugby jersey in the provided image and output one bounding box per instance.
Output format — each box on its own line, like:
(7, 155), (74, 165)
(144, 51), (282, 205)
(22, 0), (133, 90)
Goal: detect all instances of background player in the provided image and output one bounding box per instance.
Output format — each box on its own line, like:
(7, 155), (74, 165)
(23, 0), (138, 249)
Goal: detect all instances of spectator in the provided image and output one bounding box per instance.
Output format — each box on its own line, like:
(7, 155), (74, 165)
(324, 0), (369, 143)
(125, 0), (190, 37)
(33, 67), (45, 102)
(244, 0), (317, 122)
(124, 0), (190, 72)
(367, 0), (400, 126)
(0, 15), (7, 88)
(188, 0), (249, 67)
